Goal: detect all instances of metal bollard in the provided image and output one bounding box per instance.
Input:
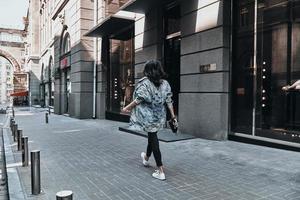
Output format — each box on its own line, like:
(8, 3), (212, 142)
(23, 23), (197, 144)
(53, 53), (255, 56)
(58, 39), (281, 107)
(17, 130), (23, 151)
(31, 150), (41, 195)
(21, 136), (29, 166)
(56, 190), (73, 200)
(10, 117), (13, 128)
(12, 107), (15, 117)
(13, 124), (18, 142)
(11, 120), (15, 135)
(45, 113), (48, 124)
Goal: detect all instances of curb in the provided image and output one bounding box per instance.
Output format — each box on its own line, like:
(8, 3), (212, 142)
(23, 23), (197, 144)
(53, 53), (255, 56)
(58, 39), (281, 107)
(2, 116), (26, 200)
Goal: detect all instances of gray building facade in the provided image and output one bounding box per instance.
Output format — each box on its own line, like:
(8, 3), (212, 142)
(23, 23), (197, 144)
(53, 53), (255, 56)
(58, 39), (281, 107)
(87, 0), (300, 148)
(26, 0), (300, 148)
(87, 0), (231, 140)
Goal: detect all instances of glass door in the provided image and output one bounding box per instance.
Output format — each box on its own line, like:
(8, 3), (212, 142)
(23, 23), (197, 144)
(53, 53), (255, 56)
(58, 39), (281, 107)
(232, 0), (255, 134)
(164, 3), (181, 117)
(65, 69), (70, 114)
(164, 37), (180, 116)
(108, 38), (134, 116)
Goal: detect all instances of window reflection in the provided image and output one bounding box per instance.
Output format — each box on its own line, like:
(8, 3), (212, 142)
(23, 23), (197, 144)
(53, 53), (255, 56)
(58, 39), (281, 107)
(232, 0), (300, 143)
(108, 38), (134, 114)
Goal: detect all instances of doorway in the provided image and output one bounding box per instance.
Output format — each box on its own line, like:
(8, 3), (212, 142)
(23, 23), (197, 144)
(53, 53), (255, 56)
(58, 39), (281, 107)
(106, 27), (135, 122)
(64, 69), (70, 114)
(164, 3), (181, 117)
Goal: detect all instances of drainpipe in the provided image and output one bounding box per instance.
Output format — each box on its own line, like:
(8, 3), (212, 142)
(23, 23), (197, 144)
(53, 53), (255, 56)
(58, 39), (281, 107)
(92, 0), (98, 119)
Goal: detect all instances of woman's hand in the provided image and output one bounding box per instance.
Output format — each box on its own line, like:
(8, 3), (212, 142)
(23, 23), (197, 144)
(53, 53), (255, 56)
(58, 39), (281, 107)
(282, 85), (291, 91)
(122, 107), (131, 113)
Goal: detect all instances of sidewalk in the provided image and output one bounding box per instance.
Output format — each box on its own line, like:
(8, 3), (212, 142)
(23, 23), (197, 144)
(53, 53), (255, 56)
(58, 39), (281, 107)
(0, 114), (8, 200)
(4, 107), (300, 200)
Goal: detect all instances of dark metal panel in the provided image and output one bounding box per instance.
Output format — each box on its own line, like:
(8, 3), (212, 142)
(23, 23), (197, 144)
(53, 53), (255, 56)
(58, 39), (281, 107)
(85, 15), (134, 39)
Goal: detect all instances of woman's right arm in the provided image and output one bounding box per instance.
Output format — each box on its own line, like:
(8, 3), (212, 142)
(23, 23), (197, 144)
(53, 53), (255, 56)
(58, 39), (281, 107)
(165, 81), (176, 120)
(122, 100), (139, 113)
(167, 103), (176, 120)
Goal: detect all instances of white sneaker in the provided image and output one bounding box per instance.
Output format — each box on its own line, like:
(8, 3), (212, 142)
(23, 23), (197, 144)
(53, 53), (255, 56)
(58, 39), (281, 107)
(152, 170), (166, 180)
(141, 152), (149, 167)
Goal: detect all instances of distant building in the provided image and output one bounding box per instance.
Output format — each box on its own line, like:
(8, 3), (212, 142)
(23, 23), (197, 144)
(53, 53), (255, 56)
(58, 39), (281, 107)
(0, 27), (28, 105)
(0, 57), (14, 103)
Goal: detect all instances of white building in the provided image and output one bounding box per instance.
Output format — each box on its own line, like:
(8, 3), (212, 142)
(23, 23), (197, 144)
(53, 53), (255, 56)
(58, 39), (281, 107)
(0, 56), (14, 103)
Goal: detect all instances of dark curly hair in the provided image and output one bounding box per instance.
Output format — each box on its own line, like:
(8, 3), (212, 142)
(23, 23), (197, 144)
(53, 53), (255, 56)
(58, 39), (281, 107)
(143, 60), (167, 87)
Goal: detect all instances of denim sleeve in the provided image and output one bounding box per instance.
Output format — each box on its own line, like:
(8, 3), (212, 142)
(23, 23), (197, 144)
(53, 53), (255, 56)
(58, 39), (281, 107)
(165, 81), (173, 107)
(134, 83), (151, 104)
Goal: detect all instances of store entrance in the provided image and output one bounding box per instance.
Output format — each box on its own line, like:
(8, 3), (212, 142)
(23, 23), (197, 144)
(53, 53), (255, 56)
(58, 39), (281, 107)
(164, 37), (180, 116)
(232, 0), (300, 145)
(106, 28), (134, 122)
(164, 3), (180, 117)
(64, 69), (70, 114)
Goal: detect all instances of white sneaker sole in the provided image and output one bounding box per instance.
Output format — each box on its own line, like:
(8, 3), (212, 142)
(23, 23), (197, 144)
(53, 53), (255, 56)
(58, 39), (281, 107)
(152, 175), (166, 181)
(141, 152), (149, 167)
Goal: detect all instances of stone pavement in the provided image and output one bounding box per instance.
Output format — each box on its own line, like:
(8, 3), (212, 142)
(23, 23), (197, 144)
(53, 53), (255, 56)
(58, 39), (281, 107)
(3, 107), (300, 200)
(0, 114), (8, 200)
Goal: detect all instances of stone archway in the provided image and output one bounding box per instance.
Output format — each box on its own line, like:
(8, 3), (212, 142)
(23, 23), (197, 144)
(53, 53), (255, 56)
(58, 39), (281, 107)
(0, 49), (21, 72)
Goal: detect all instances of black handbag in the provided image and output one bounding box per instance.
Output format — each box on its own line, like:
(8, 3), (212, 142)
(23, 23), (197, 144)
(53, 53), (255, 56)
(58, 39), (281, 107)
(168, 118), (178, 133)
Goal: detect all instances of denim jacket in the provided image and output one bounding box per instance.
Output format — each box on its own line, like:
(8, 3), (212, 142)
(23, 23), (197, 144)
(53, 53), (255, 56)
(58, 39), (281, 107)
(129, 77), (173, 133)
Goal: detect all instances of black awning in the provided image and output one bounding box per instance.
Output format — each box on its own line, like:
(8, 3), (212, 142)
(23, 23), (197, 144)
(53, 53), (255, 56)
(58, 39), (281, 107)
(85, 15), (134, 39)
(120, 0), (175, 13)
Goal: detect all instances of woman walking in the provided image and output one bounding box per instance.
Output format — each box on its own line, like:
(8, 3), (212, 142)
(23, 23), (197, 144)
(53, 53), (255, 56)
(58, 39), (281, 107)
(122, 60), (177, 180)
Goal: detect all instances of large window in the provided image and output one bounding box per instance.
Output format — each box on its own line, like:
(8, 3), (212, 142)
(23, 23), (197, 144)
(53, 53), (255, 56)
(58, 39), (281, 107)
(232, 0), (300, 144)
(49, 57), (54, 106)
(108, 38), (134, 115)
(61, 33), (71, 55)
(60, 31), (71, 114)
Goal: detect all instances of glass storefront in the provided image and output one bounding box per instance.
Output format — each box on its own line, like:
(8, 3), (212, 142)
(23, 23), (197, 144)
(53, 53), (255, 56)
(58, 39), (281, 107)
(232, 0), (300, 144)
(108, 38), (134, 115)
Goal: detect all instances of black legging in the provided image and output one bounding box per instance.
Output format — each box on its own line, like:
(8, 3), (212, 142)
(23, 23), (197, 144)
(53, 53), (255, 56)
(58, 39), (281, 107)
(146, 132), (162, 167)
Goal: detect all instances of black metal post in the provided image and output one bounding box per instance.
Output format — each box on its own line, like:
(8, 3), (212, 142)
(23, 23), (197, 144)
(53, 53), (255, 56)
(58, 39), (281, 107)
(10, 120), (15, 135)
(17, 130), (23, 151)
(13, 124), (18, 142)
(45, 113), (48, 124)
(22, 136), (29, 166)
(10, 117), (13, 128)
(31, 150), (41, 195)
(56, 190), (73, 200)
(12, 107), (15, 118)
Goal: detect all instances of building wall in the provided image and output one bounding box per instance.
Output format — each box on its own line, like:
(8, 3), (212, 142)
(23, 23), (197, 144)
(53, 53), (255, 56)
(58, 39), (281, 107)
(179, 0), (231, 140)
(130, 0), (231, 140)
(134, 9), (162, 80)
(48, 0), (95, 118)
(96, 0), (106, 119)
(26, 0), (40, 105)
